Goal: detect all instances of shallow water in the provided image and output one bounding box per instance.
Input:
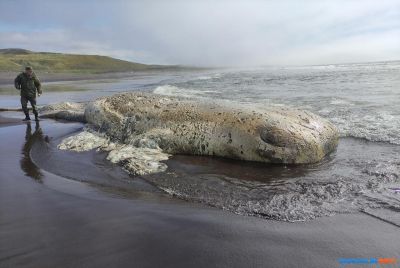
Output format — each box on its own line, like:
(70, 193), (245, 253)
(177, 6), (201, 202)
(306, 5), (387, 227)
(2, 61), (400, 222)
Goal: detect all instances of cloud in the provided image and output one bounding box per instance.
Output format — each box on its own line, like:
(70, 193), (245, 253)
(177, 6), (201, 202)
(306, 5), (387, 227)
(0, 0), (399, 66)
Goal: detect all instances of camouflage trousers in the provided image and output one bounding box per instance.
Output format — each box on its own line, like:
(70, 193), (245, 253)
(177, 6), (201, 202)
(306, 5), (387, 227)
(21, 95), (38, 116)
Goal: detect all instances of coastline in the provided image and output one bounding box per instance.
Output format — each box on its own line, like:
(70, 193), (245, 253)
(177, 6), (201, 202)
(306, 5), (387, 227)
(0, 68), (207, 86)
(1, 115), (399, 268)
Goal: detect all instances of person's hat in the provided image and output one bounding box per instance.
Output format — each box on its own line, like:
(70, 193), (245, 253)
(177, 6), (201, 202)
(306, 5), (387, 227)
(25, 66), (33, 71)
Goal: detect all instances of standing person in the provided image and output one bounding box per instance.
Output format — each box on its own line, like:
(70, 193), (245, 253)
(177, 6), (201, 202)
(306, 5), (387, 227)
(14, 66), (42, 121)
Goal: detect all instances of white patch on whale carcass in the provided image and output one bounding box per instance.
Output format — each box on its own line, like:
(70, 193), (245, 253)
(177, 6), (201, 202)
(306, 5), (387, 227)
(58, 130), (170, 175)
(58, 131), (109, 151)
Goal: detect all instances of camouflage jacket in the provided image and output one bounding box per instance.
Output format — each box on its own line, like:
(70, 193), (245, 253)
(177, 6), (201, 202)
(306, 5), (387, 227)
(14, 72), (42, 98)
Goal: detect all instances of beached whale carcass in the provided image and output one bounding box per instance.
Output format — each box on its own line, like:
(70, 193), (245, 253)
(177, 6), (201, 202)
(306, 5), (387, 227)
(83, 92), (338, 164)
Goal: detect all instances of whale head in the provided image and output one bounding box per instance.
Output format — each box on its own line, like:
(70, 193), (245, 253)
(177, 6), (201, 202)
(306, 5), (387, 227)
(255, 110), (338, 164)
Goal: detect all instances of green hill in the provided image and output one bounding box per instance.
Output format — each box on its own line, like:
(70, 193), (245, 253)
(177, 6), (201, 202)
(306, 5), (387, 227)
(0, 48), (179, 73)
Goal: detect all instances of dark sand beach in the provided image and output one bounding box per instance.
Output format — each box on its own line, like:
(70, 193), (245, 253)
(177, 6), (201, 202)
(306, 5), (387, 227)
(1, 115), (400, 268)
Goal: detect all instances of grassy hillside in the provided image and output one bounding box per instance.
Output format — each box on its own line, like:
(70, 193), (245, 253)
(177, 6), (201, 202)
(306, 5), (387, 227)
(0, 48), (178, 73)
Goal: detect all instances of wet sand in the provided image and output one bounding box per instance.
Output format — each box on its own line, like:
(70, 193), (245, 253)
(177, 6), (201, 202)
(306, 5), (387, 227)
(1, 115), (400, 268)
(0, 114), (23, 127)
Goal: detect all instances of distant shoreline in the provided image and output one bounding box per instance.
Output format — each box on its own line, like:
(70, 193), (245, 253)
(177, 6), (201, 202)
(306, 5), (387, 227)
(0, 68), (203, 86)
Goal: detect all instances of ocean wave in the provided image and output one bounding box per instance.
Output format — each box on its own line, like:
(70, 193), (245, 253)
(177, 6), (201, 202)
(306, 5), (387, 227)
(153, 85), (219, 99)
(153, 85), (180, 95)
(339, 133), (400, 145)
(196, 73), (222, 80)
(320, 109), (400, 145)
(153, 85), (203, 98)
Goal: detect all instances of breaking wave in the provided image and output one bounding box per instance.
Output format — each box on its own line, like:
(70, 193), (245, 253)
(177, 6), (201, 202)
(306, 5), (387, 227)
(153, 85), (218, 99)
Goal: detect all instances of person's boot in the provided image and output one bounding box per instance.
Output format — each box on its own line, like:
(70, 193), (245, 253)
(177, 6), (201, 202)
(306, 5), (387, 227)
(22, 113), (31, 121)
(34, 113), (39, 121)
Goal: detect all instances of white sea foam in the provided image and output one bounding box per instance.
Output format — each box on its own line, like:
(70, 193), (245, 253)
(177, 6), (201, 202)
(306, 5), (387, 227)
(153, 85), (180, 95)
(153, 85), (217, 99)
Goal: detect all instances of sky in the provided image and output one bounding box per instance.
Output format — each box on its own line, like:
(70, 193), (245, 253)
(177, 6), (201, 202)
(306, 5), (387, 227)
(0, 0), (399, 66)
